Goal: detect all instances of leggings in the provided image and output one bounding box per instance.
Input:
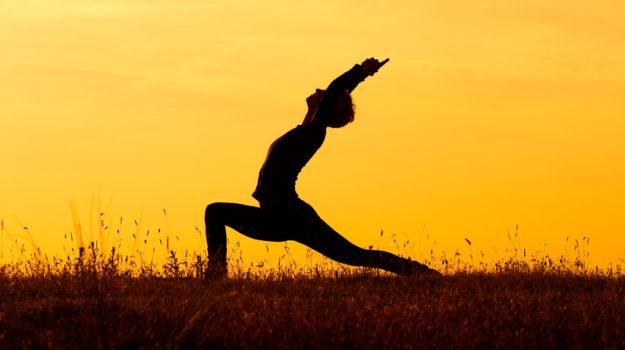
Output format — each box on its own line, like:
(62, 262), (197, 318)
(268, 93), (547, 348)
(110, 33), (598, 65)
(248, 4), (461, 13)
(204, 199), (429, 275)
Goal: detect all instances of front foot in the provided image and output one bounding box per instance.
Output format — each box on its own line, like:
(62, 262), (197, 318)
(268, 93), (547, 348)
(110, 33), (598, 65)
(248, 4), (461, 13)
(204, 264), (227, 281)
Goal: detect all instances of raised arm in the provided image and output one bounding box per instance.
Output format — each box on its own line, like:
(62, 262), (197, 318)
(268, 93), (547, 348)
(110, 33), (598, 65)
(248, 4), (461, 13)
(315, 57), (389, 119)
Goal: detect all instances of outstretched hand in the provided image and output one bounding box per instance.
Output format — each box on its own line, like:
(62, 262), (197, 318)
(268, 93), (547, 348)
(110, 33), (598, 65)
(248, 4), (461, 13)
(361, 57), (389, 76)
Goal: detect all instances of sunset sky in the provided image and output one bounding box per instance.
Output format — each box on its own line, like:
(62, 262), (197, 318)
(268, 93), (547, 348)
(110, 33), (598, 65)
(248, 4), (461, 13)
(1, 0), (624, 267)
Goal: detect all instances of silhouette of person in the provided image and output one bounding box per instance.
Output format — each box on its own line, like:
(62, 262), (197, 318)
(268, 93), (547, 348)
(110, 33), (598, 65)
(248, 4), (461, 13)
(205, 58), (439, 278)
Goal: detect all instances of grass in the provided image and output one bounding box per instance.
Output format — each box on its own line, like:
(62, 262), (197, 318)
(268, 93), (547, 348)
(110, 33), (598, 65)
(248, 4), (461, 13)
(1, 242), (625, 349)
(1, 215), (625, 349)
(1, 267), (624, 349)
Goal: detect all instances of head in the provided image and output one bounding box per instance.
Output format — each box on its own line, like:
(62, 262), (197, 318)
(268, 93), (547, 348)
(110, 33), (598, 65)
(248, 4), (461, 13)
(305, 89), (355, 128)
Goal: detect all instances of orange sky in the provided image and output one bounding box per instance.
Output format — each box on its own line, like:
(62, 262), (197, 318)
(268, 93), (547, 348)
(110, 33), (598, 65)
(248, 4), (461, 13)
(1, 0), (624, 268)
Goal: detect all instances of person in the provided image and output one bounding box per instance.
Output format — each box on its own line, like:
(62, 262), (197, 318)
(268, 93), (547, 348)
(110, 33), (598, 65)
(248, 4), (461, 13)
(205, 57), (439, 278)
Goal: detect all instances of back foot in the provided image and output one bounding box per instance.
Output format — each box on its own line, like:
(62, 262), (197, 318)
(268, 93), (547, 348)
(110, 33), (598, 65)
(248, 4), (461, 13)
(402, 261), (442, 277)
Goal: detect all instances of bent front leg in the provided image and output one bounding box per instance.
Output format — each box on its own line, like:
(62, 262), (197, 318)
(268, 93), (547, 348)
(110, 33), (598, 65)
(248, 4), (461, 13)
(204, 203), (229, 276)
(204, 202), (287, 276)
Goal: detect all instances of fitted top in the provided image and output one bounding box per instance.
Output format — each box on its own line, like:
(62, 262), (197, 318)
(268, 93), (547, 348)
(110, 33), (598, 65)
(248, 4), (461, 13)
(252, 64), (367, 204)
(252, 124), (326, 203)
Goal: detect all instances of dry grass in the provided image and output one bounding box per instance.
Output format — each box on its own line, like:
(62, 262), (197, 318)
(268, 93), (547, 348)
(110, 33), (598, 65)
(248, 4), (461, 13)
(2, 214), (624, 349)
(1, 244), (625, 349)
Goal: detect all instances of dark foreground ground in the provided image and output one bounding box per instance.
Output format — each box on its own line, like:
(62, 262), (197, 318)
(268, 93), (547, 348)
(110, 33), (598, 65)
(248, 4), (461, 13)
(1, 271), (624, 349)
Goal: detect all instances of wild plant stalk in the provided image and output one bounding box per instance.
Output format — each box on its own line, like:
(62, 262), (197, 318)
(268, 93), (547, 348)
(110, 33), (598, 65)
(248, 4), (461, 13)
(0, 207), (621, 278)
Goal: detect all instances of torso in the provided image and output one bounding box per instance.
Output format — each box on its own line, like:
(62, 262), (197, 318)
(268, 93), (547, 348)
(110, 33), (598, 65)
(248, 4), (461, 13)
(252, 124), (326, 205)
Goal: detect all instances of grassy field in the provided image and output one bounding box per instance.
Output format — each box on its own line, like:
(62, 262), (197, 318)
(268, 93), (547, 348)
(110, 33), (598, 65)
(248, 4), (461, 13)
(1, 219), (623, 349)
(1, 249), (625, 349)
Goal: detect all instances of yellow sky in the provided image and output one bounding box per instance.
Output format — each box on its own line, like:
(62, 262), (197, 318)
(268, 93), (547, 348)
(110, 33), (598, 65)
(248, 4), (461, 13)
(1, 0), (624, 267)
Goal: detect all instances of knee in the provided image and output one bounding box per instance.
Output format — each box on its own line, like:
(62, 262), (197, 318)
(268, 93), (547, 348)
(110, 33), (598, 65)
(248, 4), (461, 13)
(204, 202), (223, 221)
